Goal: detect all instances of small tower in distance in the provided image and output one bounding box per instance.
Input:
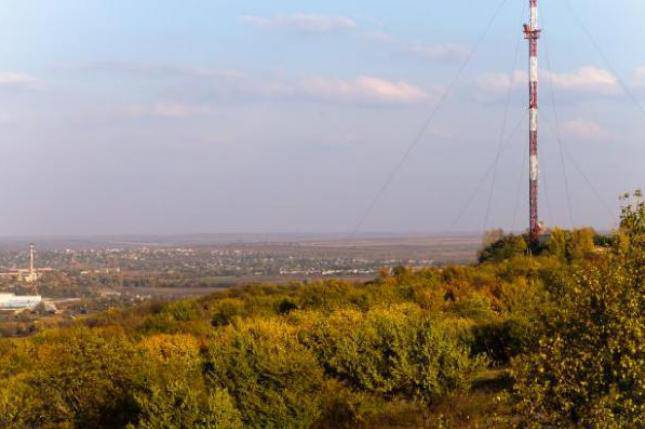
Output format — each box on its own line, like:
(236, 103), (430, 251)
(24, 243), (40, 284)
(30, 244), (35, 275)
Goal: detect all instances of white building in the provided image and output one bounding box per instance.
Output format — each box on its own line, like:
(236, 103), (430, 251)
(0, 293), (42, 310)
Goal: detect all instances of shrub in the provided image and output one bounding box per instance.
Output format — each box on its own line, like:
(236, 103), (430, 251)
(132, 383), (243, 429)
(0, 327), (145, 428)
(298, 280), (371, 312)
(204, 319), (326, 428)
(547, 227), (597, 262)
(471, 316), (534, 365)
(304, 305), (487, 402)
(478, 234), (527, 263)
(210, 298), (247, 327)
(317, 380), (385, 428)
(163, 300), (203, 322)
(129, 333), (246, 429)
(139, 333), (202, 373)
(448, 294), (496, 321)
(277, 298), (298, 315)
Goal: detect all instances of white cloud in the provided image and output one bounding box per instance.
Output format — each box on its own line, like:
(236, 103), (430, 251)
(240, 13), (357, 33)
(75, 60), (431, 107)
(476, 70), (527, 93)
(475, 66), (618, 96)
(359, 31), (468, 64)
(405, 43), (469, 62)
(561, 119), (612, 141)
(121, 74), (429, 112)
(545, 66), (618, 94)
(77, 62), (242, 81)
(240, 14), (465, 64)
(199, 72), (430, 106)
(124, 103), (213, 118)
(298, 76), (429, 105)
(0, 72), (38, 88)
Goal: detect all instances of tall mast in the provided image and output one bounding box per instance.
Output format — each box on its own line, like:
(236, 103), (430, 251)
(29, 243), (35, 274)
(525, 0), (541, 243)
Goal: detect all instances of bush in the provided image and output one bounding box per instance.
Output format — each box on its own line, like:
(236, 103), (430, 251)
(478, 234), (527, 263)
(471, 317), (534, 365)
(298, 280), (368, 312)
(317, 380), (385, 428)
(132, 383), (243, 429)
(163, 300), (203, 322)
(211, 298), (247, 327)
(204, 319), (326, 428)
(0, 327), (145, 428)
(303, 305), (487, 402)
(547, 227), (597, 262)
(277, 298), (299, 315)
(448, 294), (496, 321)
(131, 334), (244, 429)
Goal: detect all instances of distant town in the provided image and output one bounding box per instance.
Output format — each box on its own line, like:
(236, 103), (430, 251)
(0, 234), (480, 335)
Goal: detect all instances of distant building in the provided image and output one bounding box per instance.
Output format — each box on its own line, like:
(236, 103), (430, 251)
(0, 244), (50, 283)
(0, 293), (42, 310)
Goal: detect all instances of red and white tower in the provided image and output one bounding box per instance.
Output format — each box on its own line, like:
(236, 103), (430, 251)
(524, 0), (541, 243)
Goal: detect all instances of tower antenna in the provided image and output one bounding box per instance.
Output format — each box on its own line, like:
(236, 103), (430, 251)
(29, 243), (35, 276)
(524, 0), (541, 243)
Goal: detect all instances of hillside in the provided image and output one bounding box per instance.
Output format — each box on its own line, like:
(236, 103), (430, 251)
(0, 194), (642, 428)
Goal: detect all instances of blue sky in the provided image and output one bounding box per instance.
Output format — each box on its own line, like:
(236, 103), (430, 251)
(0, 0), (642, 235)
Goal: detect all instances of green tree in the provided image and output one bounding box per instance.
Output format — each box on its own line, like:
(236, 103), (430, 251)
(567, 228), (596, 261)
(513, 196), (644, 427)
(479, 234), (527, 263)
(547, 228), (569, 260)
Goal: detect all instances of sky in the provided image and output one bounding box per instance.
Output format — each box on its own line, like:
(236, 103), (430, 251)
(0, 0), (643, 236)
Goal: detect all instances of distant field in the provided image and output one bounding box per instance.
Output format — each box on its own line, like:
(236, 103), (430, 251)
(0, 232), (482, 253)
(281, 234), (482, 261)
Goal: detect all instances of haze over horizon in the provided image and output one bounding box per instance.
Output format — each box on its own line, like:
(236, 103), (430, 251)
(0, 0), (643, 236)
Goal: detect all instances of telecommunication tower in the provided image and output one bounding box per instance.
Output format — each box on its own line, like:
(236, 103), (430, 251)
(524, 0), (541, 243)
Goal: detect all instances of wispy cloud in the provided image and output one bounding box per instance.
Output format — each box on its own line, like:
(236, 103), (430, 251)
(124, 103), (214, 119)
(204, 74), (432, 106)
(358, 30), (469, 64)
(561, 119), (612, 141)
(475, 70), (526, 93)
(94, 62), (431, 110)
(240, 13), (467, 64)
(475, 66), (618, 97)
(0, 72), (39, 88)
(405, 43), (469, 62)
(298, 76), (429, 105)
(240, 13), (357, 33)
(545, 66), (618, 94)
(75, 62), (242, 81)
